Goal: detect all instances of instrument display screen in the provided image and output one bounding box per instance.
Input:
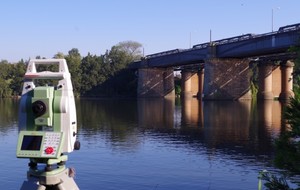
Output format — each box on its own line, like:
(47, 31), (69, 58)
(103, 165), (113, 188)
(21, 135), (43, 151)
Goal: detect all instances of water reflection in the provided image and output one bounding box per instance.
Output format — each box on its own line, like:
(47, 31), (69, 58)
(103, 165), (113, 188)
(76, 99), (142, 152)
(0, 99), (19, 133)
(0, 98), (290, 189)
(257, 100), (286, 137)
(2, 98), (285, 158)
(75, 98), (286, 161)
(137, 98), (175, 129)
(137, 98), (286, 163)
(181, 98), (203, 127)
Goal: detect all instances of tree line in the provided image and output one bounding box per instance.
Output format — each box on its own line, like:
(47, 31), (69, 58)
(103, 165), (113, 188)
(1, 41), (300, 99)
(0, 41), (143, 98)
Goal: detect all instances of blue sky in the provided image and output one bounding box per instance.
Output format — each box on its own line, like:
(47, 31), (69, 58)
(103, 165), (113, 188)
(0, 0), (299, 62)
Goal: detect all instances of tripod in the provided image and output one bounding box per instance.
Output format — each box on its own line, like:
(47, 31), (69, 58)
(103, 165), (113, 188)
(20, 157), (79, 190)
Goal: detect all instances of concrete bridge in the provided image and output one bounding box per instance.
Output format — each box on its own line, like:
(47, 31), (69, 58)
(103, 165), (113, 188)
(133, 23), (300, 100)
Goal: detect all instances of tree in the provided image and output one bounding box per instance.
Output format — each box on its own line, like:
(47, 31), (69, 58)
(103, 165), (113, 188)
(0, 41), (144, 97)
(116, 41), (143, 60)
(288, 46), (300, 86)
(65, 48), (82, 96)
(0, 60), (13, 79)
(53, 52), (65, 59)
(80, 53), (105, 95)
(9, 60), (26, 96)
(0, 60), (17, 97)
(103, 41), (142, 76)
(78, 41), (142, 97)
(0, 78), (12, 97)
(95, 41), (142, 96)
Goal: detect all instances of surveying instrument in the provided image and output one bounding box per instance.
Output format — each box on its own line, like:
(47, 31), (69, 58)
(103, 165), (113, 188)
(17, 59), (80, 190)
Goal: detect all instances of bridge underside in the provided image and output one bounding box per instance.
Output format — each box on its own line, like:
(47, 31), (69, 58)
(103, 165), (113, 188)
(137, 56), (295, 101)
(134, 23), (299, 100)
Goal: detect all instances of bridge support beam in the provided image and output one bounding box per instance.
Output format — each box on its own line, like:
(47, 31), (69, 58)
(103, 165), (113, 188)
(257, 62), (274, 100)
(181, 71), (193, 98)
(279, 60), (294, 100)
(203, 58), (252, 100)
(137, 68), (175, 98)
(180, 70), (200, 98)
(197, 69), (204, 99)
(272, 65), (282, 98)
(257, 60), (294, 100)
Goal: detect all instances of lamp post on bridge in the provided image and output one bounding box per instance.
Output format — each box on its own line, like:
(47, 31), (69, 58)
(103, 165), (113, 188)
(272, 7), (280, 32)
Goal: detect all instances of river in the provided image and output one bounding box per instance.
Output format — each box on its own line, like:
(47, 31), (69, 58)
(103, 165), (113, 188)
(0, 98), (292, 189)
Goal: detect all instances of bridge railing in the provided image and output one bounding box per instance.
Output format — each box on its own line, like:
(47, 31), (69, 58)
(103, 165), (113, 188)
(278, 23), (300, 33)
(142, 23), (300, 60)
(193, 33), (254, 49)
(193, 23), (300, 49)
(145, 49), (186, 59)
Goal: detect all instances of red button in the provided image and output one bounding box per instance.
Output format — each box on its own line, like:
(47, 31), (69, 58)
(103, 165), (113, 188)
(45, 147), (54, 154)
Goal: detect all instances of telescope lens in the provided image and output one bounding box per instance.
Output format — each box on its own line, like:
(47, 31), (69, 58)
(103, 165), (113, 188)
(32, 100), (47, 117)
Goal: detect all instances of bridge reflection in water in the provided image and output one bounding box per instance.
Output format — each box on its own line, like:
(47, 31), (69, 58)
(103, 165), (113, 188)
(0, 98), (289, 189)
(137, 98), (286, 156)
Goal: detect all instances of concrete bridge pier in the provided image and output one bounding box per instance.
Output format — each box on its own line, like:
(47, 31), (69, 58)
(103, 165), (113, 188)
(279, 60), (294, 100)
(180, 70), (193, 98)
(180, 70), (201, 98)
(197, 69), (204, 99)
(257, 62), (274, 100)
(202, 58), (252, 100)
(257, 60), (294, 100)
(137, 68), (175, 97)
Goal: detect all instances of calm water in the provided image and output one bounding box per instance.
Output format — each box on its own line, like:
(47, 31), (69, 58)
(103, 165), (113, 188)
(0, 98), (290, 189)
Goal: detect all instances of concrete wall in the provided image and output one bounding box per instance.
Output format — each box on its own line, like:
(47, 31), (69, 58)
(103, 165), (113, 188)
(272, 66), (281, 98)
(191, 73), (199, 96)
(203, 58), (252, 100)
(137, 68), (175, 97)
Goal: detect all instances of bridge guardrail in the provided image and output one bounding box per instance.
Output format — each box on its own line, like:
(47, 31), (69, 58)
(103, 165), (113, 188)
(142, 23), (300, 60)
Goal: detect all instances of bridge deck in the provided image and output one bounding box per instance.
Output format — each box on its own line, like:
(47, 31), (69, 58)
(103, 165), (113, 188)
(133, 23), (300, 68)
